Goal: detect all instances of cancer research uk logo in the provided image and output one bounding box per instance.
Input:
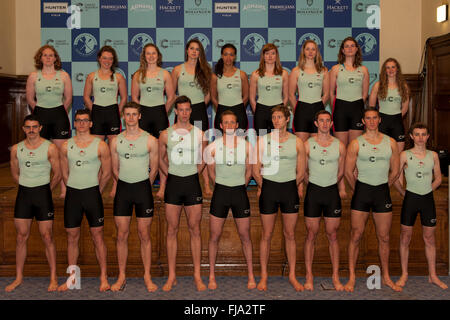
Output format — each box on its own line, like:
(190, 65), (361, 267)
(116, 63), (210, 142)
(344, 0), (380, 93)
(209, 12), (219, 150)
(298, 33), (322, 48)
(243, 33), (266, 57)
(187, 33), (210, 54)
(355, 33), (377, 56)
(74, 33), (98, 57)
(130, 33), (154, 57)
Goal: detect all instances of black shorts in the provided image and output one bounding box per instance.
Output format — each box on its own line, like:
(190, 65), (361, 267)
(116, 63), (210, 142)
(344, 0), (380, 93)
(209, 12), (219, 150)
(293, 100), (324, 133)
(139, 104), (168, 139)
(214, 103), (248, 131)
(259, 179), (300, 214)
(332, 99), (365, 132)
(64, 185), (104, 228)
(210, 183), (250, 219)
(164, 173), (203, 206)
(114, 179), (154, 218)
(351, 180), (392, 213)
(33, 105), (71, 140)
(14, 184), (54, 221)
(304, 182), (342, 218)
(90, 104), (121, 136)
(379, 113), (405, 142)
(401, 191), (436, 227)
(253, 103), (276, 136)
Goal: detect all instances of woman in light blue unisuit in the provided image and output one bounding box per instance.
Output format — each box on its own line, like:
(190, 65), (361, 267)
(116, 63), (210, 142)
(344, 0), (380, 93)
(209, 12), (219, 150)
(83, 45), (127, 142)
(369, 58), (410, 152)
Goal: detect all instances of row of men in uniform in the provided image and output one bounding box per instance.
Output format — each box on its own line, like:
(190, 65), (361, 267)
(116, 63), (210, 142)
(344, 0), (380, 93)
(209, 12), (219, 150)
(5, 95), (446, 294)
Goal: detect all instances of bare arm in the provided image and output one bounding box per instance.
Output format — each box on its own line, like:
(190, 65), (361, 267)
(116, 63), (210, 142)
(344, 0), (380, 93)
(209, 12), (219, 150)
(131, 72), (141, 104)
(109, 137), (119, 181)
(321, 68), (330, 105)
(388, 138), (400, 186)
(171, 65), (180, 96)
(361, 66), (370, 103)
(210, 73), (219, 110)
(206, 142), (216, 184)
(60, 141), (69, 185)
(329, 65), (338, 107)
(368, 81), (379, 107)
(117, 73), (128, 113)
(241, 70), (249, 107)
(296, 137), (306, 186)
(249, 71), (258, 113)
(47, 143), (61, 190)
(158, 130), (169, 178)
(98, 141), (112, 193)
(61, 71), (73, 112)
(252, 137), (264, 188)
(431, 151), (442, 191)
(164, 69), (176, 113)
(345, 139), (359, 191)
(148, 135), (159, 184)
(288, 67), (299, 110)
(282, 69), (289, 106)
(10, 145), (20, 184)
(83, 72), (94, 110)
(244, 141), (252, 186)
(337, 141), (347, 198)
(26, 72), (37, 110)
(393, 151), (407, 196)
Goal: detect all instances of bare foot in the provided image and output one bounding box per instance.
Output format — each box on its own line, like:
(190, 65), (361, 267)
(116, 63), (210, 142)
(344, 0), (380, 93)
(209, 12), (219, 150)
(382, 277), (402, 292)
(257, 278), (268, 291)
(395, 274), (408, 287)
(48, 279), (58, 292)
(289, 276), (304, 292)
(332, 277), (344, 292)
(208, 277), (218, 290)
(57, 282), (69, 292)
(144, 275), (158, 292)
(429, 276), (448, 289)
(99, 277), (111, 292)
(111, 276), (127, 292)
(247, 277), (257, 290)
(162, 278), (177, 292)
(5, 279), (22, 292)
(195, 277), (207, 291)
(344, 278), (355, 292)
(304, 275), (314, 291)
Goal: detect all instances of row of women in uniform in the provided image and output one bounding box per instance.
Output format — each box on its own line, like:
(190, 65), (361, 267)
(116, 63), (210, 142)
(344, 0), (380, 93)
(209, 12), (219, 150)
(28, 36), (409, 151)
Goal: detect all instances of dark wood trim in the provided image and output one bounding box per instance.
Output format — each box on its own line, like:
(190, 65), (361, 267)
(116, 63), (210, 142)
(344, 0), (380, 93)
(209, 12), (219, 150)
(404, 73), (425, 134)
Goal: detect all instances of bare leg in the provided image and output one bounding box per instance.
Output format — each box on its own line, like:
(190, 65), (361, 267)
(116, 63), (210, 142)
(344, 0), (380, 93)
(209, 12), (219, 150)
(185, 204), (206, 291)
(234, 217), (256, 289)
(162, 204), (182, 292)
(38, 220), (58, 291)
(137, 217), (158, 292)
(345, 210), (369, 292)
(53, 139), (67, 198)
(257, 214), (277, 291)
(155, 169), (166, 200)
(295, 132), (310, 143)
(333, 131), (349, 147)
(396, 224), (412, 287)
(111, 217), (131, 292)
(208, 215), (226, 290)
(90, 226), (110, 291)
(373, 212), (402, 292)
(324, 217), (343, 291)
(58, 227), (81, 292)
(304, 217), (320, 291)
(283, 213), (303, 291)
(423, 226), (448, 289)
(5, 219), (32, 292)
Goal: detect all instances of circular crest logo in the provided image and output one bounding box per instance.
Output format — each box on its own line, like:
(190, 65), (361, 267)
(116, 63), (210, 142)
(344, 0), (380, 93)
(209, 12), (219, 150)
(130, 33), (154, 57)
(74, 33), (98, 57)
(298, 33), (322, 48)
(355, 33), (377, 56)
(243, 33), (266, 57)
(188, 33), (210, 54)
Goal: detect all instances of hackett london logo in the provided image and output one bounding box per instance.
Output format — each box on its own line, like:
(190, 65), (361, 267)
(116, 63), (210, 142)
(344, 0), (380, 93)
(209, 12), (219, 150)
(327, 0), (349, 12)
(160, 0), (182, 12)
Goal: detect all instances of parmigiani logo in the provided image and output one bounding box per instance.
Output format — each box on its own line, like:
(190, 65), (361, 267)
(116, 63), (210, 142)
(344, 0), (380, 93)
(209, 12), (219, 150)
(43, 2), (68, 13)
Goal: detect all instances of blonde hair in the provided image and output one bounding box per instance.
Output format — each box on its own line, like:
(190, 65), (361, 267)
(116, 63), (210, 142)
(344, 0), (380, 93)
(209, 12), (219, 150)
(297, 40), (325, 73)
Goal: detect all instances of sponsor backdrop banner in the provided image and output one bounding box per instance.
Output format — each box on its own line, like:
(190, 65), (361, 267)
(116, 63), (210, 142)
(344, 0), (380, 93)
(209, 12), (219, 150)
(41, 0), (380, 130)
